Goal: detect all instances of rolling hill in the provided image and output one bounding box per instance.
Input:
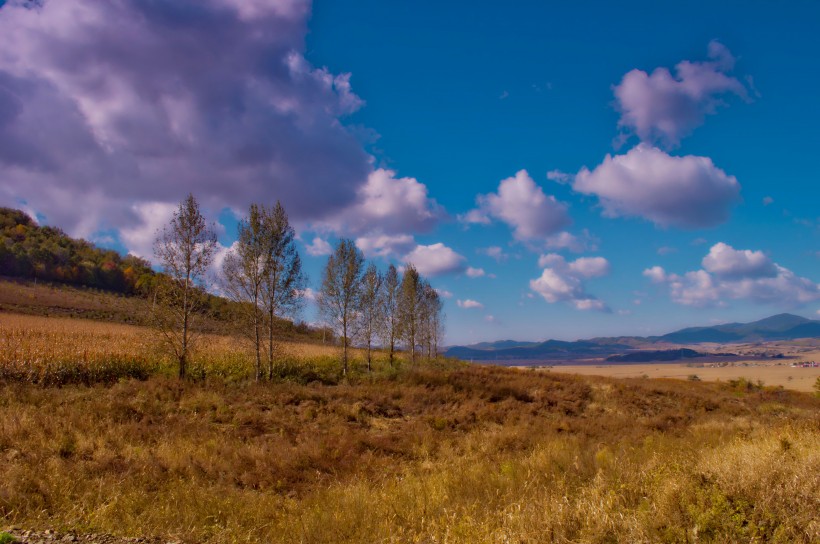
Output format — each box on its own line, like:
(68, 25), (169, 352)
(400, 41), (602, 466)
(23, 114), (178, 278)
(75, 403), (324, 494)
(445, 313), (820, 360)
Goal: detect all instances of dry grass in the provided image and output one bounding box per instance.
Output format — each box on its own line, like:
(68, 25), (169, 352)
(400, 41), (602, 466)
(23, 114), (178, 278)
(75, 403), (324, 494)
(0, 313), (819, 543)
(0, 313), (375, 385)
(549, 361), (820, 392)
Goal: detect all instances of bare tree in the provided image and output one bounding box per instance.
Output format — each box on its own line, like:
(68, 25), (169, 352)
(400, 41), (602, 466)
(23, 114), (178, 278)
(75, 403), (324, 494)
(317, 239), (364, 375)
(153, 194), (217, 379)
(419, 282), (443, 360)
(261, 202), (305, 379)
(222, 204), (267, 381)
(397, 264), (422, 364)
(379, 264), (401, 366)
(358, 263), (383, 372)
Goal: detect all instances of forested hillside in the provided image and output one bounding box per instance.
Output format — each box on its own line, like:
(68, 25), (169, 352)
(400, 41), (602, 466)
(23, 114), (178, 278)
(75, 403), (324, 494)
(0, 207), (155, 294)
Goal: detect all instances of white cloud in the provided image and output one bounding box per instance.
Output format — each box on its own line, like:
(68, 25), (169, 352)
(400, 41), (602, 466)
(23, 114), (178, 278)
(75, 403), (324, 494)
(568, 256), (611, 278)
(478, 246), (509, 262)
(457, 299), (484, 309)
(355, 233), (415, 258)
(544, 230), (599, 253)
(701, 242), (776, 279)
(546, 169), (573, 184)
(305, 237), (333, 257)
(530, 254), (611, 311)
(645, 243), (820, 307)
(403, 243), (466, 277)
(459, 209), (491, 225)
(118, 201), (177, 261)
(435, 288), (453, 299)
(762, 196), (774, 206)
(323, 168), (443, 237)
(643, 266), (667, 284)
(485, 314), (498, 323)
(574, 144), (740, 229)
(613, 40), (748, 146)
(466, 267), (486, 278)
(463, 169), (571, 241)
(298, 287), (317, 302)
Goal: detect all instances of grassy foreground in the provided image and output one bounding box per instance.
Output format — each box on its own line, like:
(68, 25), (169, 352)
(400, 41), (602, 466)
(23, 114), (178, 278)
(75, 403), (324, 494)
(0, 314), (819, 543)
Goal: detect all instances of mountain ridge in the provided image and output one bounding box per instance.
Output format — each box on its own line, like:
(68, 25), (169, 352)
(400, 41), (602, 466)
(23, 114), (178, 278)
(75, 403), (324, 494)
(446, 313), (820, 360)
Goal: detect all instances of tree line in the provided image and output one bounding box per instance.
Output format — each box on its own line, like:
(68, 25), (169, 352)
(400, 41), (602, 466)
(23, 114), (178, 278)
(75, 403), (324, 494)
(152, 194), (445, 380)
(317, 240), (444, 375)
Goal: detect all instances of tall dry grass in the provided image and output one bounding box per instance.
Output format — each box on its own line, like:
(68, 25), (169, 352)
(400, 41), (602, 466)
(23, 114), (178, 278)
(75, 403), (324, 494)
(0, 313), (393, 384)
(1, 313), (818, 542)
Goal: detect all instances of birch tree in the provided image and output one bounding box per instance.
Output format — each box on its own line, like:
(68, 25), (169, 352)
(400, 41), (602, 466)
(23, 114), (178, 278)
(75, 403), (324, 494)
(379, 264), (401, 366)
(222, 204), (267, 381)
(153, 194), (217, 379)
(358, 263), (383, 372)
(397, 264), (422, 364)
(317, 239), (364, 375)
(261, 202), (305, 379)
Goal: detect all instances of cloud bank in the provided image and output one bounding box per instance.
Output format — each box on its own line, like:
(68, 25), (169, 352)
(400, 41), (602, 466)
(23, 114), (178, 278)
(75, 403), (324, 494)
(0, 0), (421, 251)
(574, 144), (740, 229)
(645, 243), (820, 307)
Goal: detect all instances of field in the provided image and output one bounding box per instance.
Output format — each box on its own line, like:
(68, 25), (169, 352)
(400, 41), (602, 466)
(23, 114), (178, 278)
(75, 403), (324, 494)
(546, 359), (820, 392)
(0, 311), (819, 543)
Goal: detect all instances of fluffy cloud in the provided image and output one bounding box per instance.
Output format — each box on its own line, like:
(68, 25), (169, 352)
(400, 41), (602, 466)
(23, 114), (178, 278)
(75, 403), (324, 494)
(457, 299), (484, 309)
(645, 243), (820, 307)
(463, 170), (571, 242)
(530, 254), (610, 311)
(574, 144), (740, 229)
(0, 0), (374, 246)
(544, 230), (598, 253)
(117, 201), (178, 260)
(403, 243), (466, 277)
(435, 288), (453, 299)
(466, 267), (486, 278)
(614, 40), (748, 146)
(354, 233), (416, 258)
(321, 168), (443, 237)
(701, 242), (777, 279)
(305, 237), (333, 257)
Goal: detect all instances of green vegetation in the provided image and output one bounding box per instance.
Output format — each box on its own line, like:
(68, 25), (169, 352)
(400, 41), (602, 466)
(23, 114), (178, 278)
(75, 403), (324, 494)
(0, 207), (154, 294)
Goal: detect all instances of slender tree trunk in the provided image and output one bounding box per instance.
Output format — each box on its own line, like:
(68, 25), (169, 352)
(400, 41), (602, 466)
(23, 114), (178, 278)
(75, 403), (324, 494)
(268, 307), (275, 380)
(180, 275), (190, 379)
(342, 315), (348, 376)
(366, 335), (372, 373)
(254, 310), (261, 382)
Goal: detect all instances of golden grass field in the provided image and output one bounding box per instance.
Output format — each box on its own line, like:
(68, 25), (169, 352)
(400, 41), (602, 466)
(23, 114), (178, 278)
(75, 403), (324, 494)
(1, 310), (819, 543)
(548, 359), (820, 392)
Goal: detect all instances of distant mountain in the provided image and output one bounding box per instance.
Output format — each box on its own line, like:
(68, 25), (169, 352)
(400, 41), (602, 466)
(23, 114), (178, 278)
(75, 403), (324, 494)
(445, 313), (820, 361)
(446, 339), (632, 361)
(656, 313), (820, 343)
(463, 340), (539, 350)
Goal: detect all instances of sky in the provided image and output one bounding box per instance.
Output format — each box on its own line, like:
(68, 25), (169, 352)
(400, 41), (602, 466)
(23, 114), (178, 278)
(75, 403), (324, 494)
(0, 0), (818, 345)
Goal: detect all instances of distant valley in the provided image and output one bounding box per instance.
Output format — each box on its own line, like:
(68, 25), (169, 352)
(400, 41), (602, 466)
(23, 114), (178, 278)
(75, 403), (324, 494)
(445, 313), (820, 361)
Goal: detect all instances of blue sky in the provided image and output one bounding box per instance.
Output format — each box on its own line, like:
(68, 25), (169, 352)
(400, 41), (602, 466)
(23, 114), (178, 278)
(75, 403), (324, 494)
(0, 0), (818, 344)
